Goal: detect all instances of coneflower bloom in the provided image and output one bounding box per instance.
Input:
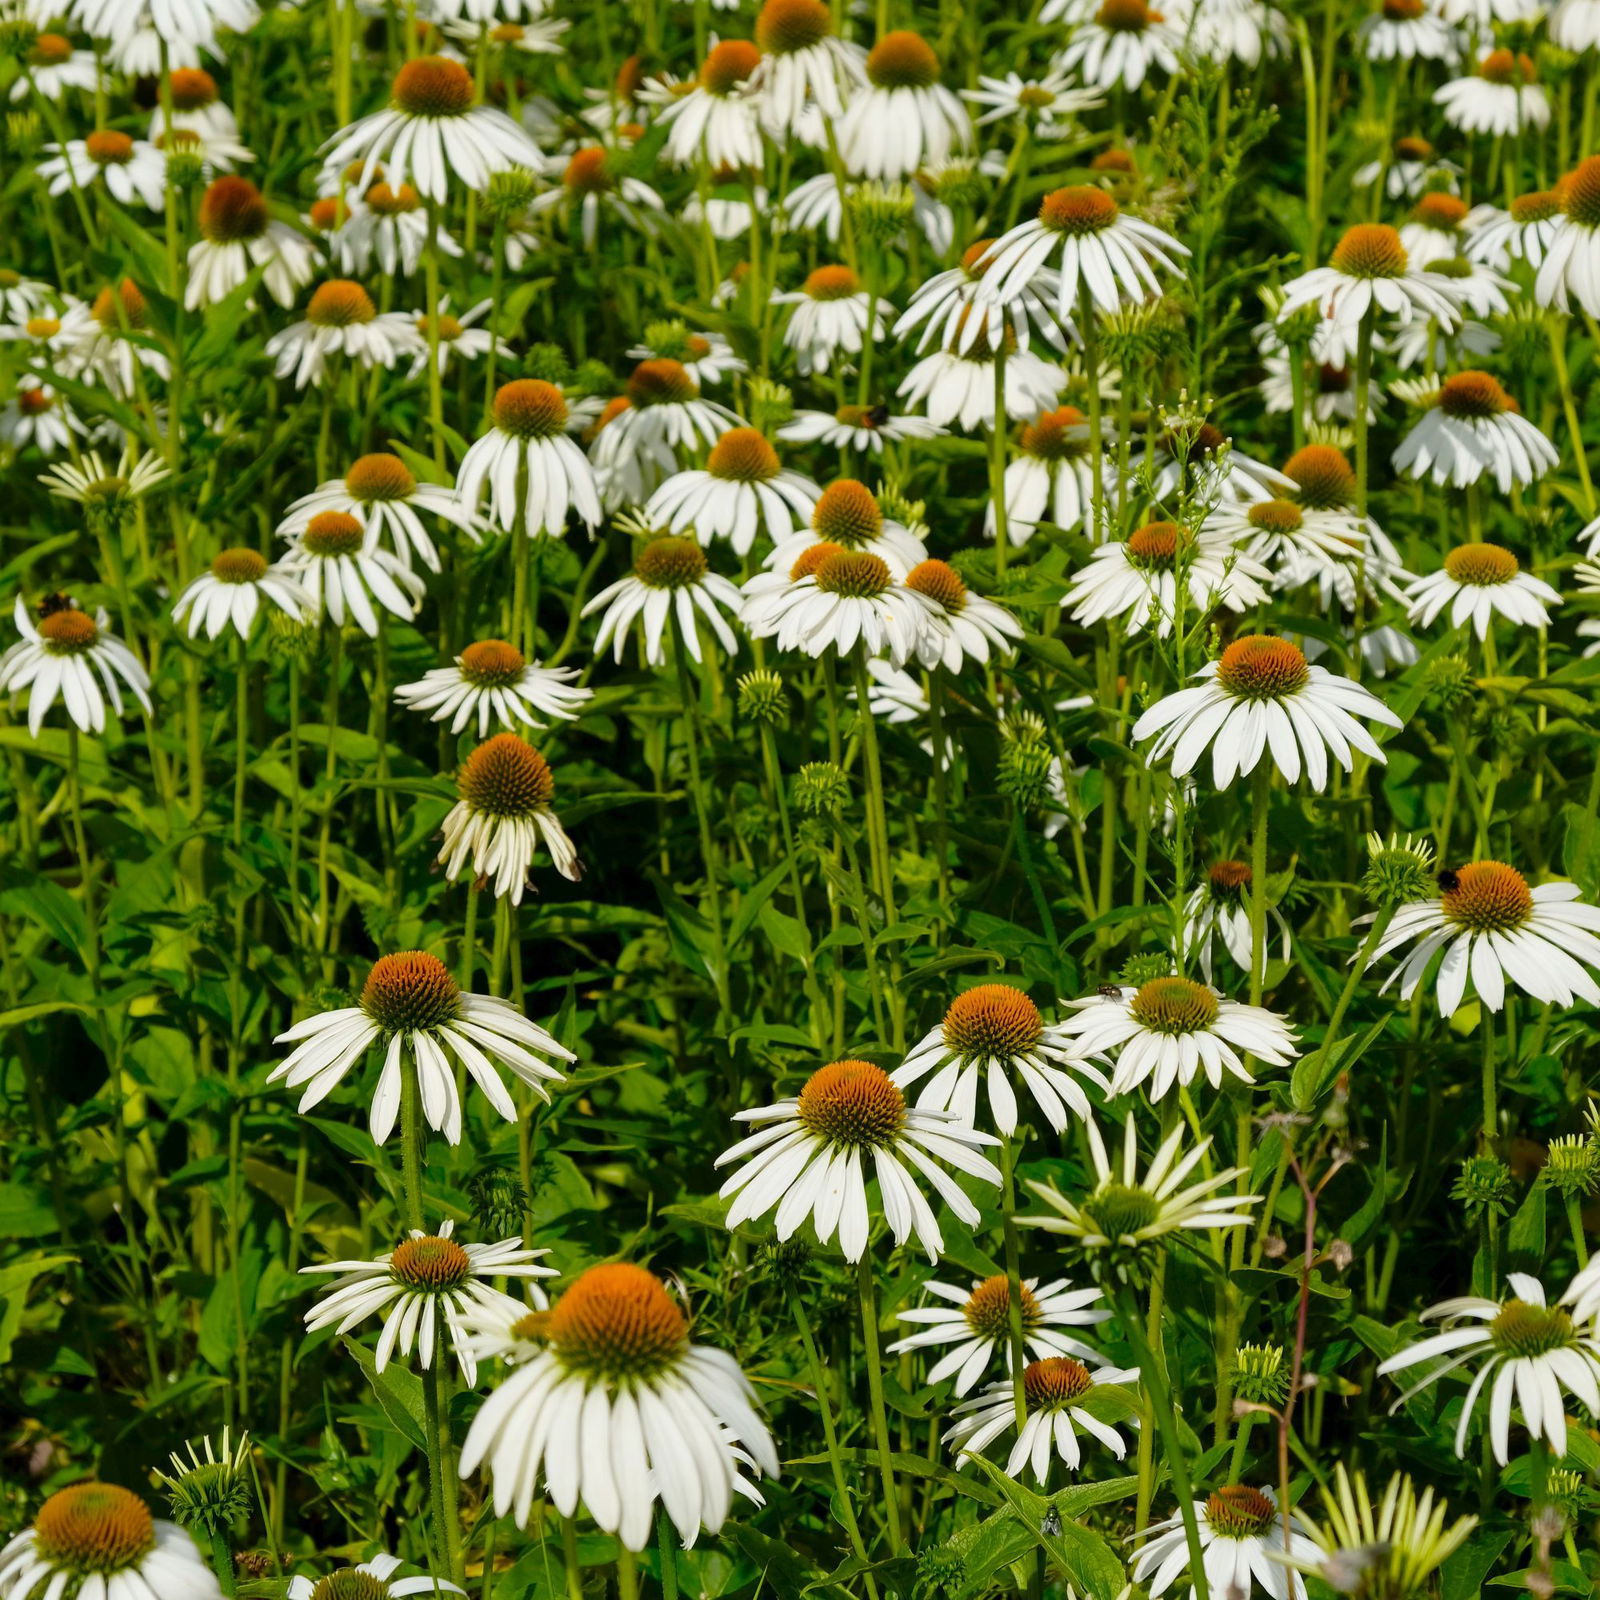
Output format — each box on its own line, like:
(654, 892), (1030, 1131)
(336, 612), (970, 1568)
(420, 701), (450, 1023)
(1058, 978), (1298, 1100)
(12, 32), (98, 101)
(71, 0), (259, 45)
(438, 732), (582, 898)
(410, 300), (504, 377)
(978, 185), (1188, 319)
(987, 407), (1109, 544)
(905, 559), (1025, 671)
(1536, 157), (1600, 316)
(1133, 1485), (1318, 1600)
(1132, 634), (1403, 790)
(302, 1220), (557, 1384)
(895, 238), (1071, 357)
(946, 1356), (1138, 1483)
(1466, 190), (1564, 269)
(185, 176), (319, 311)
(1064, 520), (1272, 638)
(1022, 1116), (1260, 1252)
(1359, 0), (1459, 60)
(1059, 0), (1185, 88)
(889, 1274), (1111, 1394)
(458, 1262), (780, 1550)
(836, 30), (969, 181)
(1391, 371), (1556, 492)
(1436, 50), (1549, 136)
(779, 404), (945, 455)
(335, 179), (461, 278)
(457, 380), (602, 537)
(0, 384), (80, 455)
(744, 545), (935, 665)
(0, 1482), (222, 1600)
(1183, 860), (1293, 983)
(265, 279), (423, 389)
(717, 1059), (1002, 1260)
(1550, 0), (1600, 49)
(890, 983), (1108, 1134)
(583, 536), (743, 665)
(39, 448), (170, 510)
(268, 950), (574, 1144)
(898, 331), (1066, 433)
(1368, 861), (1600, 1014)
(661, 41), (766, 169)
(1377, 1273), (1600, 1462)
(277, 511), (426, 635)
(171, 549), (312, 640)
(1209, 497), (1365, 589)
(747, 0), (865, 128)
(964, 68), (1106, 131)
(598, 359), (742, 469)
(395, 640), (590, 737)
(765, 478), (928, 580)
(286, 1555), (462, 1600)
(61, 280), (170, 397)
(773, 265), (887, 376)
(320, 55), (544, 204)
(1398, 192), (1471, 268)
(626, 328), (747, 387)
(1353, 134), (1459, 201)
(1277, 224), (1461, 350)
(645, 428), (820, 554)
(532, 146), (666, 248)
(38, 130), (166, 211)
(279, 452), (481, 575)
(0, 596), (151, 738)
(1405, 543), (1560, 637)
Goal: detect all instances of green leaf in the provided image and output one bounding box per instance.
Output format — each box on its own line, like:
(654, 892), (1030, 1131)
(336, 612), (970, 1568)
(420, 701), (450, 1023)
(967, 1457), (1127, 1600)
(341, 1337), (428, 1451)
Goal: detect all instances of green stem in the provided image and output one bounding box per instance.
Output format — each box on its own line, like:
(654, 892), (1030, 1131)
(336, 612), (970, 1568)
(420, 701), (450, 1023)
(856, 1252), (904, 1552)
(1000, 1140), (1030, 1430)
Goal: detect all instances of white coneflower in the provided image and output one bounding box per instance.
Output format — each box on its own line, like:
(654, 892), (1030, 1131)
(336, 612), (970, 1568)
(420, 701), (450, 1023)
(715, 1058), (1003, 1260)
(595, 358), (742, 471)
(1184, 860), (1292, 983)
(171, 548), (312, 641)
(836, 30), (969, 181)
(1534, 157), (1600, 315)
(1405, 542), (1559, 637)
(459, 1263), (780, 1550)
(457, 379), (603, 537)
(0, 1482), (222, 1600)
(55, 280), (170, 398)
(279, 452), (481, 575)
(1370, 860), (1600, 1014)
(898, 336), (1065, 433)
(987, 406), (1109, 544)
(745, 545), (936, 665)
(1391, 370), (1556, 492)
(582, 536), (743, 665)
(779, 403), (945, 455)
(1436, 49), (1549, 136)
(1022, 1115), (1260, 1250)
(747, 0), (865, 128)
(265, 278), (423, 389)
(964, 68), (1105, 131)
(321, 55), (544, 204)
(268, 949), (574, 1143)
(0, 384), (81, 455)
(186, 175), (319, 311)
(11, 32), (97, 100)
(1359, 0), (1459, 60)
(625, 328), (747, 387)
(890, 1274), (1111, 1394)
(773, 265), (888, 376)
(38, 130), (166, 210)
(334, 179), (462, 278)
(39, 447), (170, 509)
(1277, 223), (1461, 350)
(1133, 634), (1403, 791)
(1550, 0), (1600, 47)
(645, 428), (820, 554)
(531, 145), (667, 248)
(286, 1555), (462, 1600)
(904, 559), (1024, 672)
(1133, 1485), (1318, 1600)
(1398, 192), (1472, 268)
(764, 478), (928, 583)
(948, 1357), (1139, 1485)
(410, 299), (504, 377)
(277, 510), (426, 635)
(149, 71), (253, 172)
(1059, 0), (1185, 88)
(1466, 189), (1564, 269)
(1353, 134), (1460, 201)
(1378, 1273), (1600, 1463)
(1064, 520), (1272, 638)
(891, 983), (1108, 1134)
(979, 184), (1188, 320)
(70, 0), (259, 46)
(0, 595), (151, 738)
(1190, 0), (1290, 65)
(1140, 418), (1295, 505)
(895, 238), (1071, 357)
(0, 270), (55, 326)
(1208, 496), (1365, 590)
(395, 639), (590, 737)
(1058, 977), (1298, 1100)
(302, 1220), (556, 1385)
(661, 40), (766, 169)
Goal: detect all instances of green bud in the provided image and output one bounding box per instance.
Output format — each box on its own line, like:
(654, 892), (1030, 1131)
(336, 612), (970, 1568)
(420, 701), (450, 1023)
(737, 668), (788, 726)
(1451, 1154), (1514, 1219)
(467, 1167), (529, 1234)
(1361, 831), (1437, 906)
(521, 342), (573, 386)
(794, 761), (850, 815)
